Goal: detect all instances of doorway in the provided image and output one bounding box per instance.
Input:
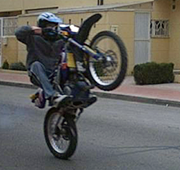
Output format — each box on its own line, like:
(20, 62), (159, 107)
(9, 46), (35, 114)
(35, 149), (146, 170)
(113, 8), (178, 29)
(134, 12), (151, 64)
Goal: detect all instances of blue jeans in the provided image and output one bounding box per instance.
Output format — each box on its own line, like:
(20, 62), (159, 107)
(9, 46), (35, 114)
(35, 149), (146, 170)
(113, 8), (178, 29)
(29, 61), (56, 99)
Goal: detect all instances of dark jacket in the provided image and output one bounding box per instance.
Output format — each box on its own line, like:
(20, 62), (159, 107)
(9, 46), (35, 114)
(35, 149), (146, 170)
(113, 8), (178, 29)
(15, 26), (64, 73)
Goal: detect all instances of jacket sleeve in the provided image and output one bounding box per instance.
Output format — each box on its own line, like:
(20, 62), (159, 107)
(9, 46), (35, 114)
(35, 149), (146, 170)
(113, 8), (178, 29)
(15, 26), (34, 45)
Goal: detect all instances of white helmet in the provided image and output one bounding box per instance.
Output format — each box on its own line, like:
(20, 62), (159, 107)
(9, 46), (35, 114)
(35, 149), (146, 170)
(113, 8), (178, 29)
(37, 12), (63, 28)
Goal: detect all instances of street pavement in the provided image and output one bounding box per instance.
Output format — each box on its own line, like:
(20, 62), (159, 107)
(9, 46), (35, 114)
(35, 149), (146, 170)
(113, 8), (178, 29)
(1, 85), (180, 170)
(1, 69), (180, 107)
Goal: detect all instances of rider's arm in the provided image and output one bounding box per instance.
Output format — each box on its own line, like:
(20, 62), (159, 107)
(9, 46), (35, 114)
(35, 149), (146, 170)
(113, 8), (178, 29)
(15, 26), (42, 44)
(31, 26), (42, 34)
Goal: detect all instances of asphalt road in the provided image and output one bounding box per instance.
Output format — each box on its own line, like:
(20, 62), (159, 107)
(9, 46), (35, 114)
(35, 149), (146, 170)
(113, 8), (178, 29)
(0, 85), (180, 170)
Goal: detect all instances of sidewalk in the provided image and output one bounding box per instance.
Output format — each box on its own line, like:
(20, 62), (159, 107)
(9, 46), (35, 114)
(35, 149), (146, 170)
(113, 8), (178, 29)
(1, 69), (180, 107)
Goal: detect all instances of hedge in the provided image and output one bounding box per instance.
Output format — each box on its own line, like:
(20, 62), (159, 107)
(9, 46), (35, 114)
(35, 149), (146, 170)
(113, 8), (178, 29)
(2, 60), (9, 69)
(9, 62), (27, 71)
(133, 62), (174, 85)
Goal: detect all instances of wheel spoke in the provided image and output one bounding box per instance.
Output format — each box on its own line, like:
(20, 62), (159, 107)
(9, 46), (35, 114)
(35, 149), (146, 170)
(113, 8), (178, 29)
(44, 109), (78, 159)
(90, 35), (122, 86)
(88, 31), (127, 90)
(47, 113), (70, 154)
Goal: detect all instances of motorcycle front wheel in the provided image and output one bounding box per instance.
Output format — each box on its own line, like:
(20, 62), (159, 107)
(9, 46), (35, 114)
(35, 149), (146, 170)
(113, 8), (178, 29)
(87, 31), (128, 91)
(44, 108), (77, 160)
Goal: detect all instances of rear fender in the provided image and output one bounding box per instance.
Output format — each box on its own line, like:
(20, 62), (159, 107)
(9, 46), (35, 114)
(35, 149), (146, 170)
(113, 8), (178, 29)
(75, 13), (102, 44)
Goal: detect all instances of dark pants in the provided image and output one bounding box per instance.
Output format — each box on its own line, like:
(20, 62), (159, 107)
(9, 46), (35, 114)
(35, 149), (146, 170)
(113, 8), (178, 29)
(29, 61), (56, 99)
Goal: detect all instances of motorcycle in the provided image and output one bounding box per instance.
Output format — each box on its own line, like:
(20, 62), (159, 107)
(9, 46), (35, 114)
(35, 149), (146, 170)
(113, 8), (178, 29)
(31, 13), (127, 159)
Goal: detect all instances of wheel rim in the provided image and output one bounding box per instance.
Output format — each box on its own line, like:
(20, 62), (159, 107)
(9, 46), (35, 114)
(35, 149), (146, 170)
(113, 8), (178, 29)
(90, 35), (122, 86)
(47, 112), (71, 154)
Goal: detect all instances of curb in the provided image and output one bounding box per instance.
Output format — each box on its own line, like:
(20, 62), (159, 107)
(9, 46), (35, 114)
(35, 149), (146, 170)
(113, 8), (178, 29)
(93, 91), (180, 108)
(0, 81), (36, 89)
(0, 69), (27, 75)
(1, 80), (180, 108)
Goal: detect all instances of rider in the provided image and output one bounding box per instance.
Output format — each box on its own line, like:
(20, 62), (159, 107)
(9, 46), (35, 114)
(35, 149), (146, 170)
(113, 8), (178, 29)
(15, 12), (74, 106)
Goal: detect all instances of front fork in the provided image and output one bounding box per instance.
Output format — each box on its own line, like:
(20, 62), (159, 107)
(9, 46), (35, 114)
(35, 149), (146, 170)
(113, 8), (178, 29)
(68, 38), (102, 61)
(54, 108), (83, 137)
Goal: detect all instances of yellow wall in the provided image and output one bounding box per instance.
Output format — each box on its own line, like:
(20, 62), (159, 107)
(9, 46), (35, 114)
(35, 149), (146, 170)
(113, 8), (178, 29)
(152, 0), (170, 19)
(151, 0), (180, 70)
(18, 14), (37, 26)
(2, 37), (18, 64)
(0, 0), (97, 12)
(23, 0), (59, 10)
(105, 0), (153, 5)
(151, 38), (169, 63)
(56, 0), (97, 9)
(0, 0), (153, 13)
(0, 0), (23, 12)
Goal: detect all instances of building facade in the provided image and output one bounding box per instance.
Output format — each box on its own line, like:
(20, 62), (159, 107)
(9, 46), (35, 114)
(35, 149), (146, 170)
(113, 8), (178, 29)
(0, 0), (179, 76)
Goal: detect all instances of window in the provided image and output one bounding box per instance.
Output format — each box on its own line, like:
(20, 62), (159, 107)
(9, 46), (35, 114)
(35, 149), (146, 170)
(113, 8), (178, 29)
(2, 17), (18, 36)
(150, 20), (169, 38)
(97, 0), (104, 5)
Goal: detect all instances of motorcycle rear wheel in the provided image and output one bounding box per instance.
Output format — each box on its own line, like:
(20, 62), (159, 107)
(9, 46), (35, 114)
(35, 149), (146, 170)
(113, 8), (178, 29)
(88, 31), (128, 91)
(44, 108), (77, 160)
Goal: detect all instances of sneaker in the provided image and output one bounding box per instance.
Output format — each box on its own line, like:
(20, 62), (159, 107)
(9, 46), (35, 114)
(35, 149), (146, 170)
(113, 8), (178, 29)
(76, 61), (86, 72)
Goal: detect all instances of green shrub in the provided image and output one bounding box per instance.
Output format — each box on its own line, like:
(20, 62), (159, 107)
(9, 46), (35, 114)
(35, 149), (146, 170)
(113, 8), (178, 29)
(134, 62), (174, 85)
(9, 62), (27, 71)
(2, 60), (9, 69)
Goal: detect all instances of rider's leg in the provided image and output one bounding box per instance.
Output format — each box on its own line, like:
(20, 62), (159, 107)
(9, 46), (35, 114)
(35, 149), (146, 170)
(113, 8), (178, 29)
(29, 61), (71, 106)
(29, 61), (56, 99)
